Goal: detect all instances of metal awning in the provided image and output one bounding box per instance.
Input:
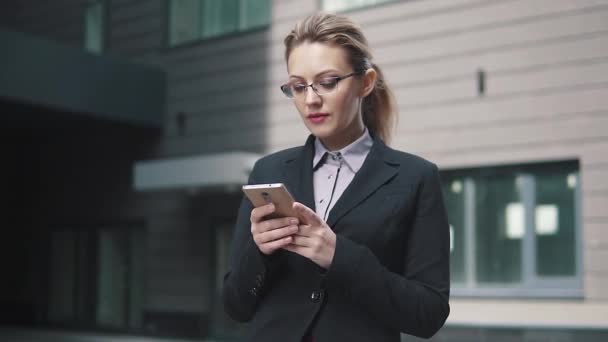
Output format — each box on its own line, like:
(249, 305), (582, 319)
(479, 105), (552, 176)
(134, 152), (260, 192)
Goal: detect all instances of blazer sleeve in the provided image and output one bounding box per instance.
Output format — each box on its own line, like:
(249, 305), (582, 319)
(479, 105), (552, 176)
(222, 162), (285, 322)
(323, 162), (451, 338)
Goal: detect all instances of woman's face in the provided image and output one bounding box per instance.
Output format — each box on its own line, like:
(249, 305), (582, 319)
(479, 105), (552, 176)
(286, 41), (373, 150)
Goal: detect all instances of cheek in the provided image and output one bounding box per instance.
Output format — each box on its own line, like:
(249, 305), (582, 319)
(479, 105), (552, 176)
(335, 92), (359, 120)
(294, 100), (307, 117)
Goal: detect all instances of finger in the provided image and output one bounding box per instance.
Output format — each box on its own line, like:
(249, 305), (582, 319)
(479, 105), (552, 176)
(256, 225), (299, 244)
(293, 202), (324, 226)
(261, 235), (293, 254)
(255, 216), (299, 234)
(250, 203), (275, 223)
(290, 234), (312, 247)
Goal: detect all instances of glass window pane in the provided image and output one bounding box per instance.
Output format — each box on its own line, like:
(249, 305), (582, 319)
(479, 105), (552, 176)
(169, 0), (202, 45)
(475, 174), (522, 284)
(202, 0), (239, 38)
(441, 177), (466, 284)
(48, 231), (76, 322)
(96, 230), (128, 327)
(85, 1), (104, 53)
(535, 170), (577, 276)
(240, 0), (270, 30)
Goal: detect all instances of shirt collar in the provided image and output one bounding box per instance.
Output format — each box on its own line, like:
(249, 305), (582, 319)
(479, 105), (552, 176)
(312, 127), (373, 173)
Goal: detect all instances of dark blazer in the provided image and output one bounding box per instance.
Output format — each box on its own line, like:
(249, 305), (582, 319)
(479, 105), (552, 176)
(223, 134), (450, 341)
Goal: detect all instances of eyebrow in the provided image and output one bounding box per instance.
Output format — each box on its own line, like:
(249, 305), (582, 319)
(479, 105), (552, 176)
(289, 69), (342, 80)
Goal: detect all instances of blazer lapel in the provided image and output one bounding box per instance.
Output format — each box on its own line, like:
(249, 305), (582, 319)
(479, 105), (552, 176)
(283, 135), (316, 211)
(326, 138), (399, 229)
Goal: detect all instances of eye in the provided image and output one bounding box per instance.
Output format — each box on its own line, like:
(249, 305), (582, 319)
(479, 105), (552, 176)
(317, 78), (339, 90)
(292, 83), (308, 93)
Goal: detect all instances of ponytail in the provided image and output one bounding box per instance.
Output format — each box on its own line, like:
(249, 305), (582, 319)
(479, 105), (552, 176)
(362, 63), (397, 144)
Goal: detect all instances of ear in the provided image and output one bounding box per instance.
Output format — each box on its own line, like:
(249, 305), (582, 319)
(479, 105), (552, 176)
(360, 68), (377, 98)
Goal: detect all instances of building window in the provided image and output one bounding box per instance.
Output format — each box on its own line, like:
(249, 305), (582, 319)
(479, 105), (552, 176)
(322, 0), (397, 12)
(168, 0), (271, 46)
(47, 226), (145, 329)
(441, 161), (582, 297)
(84, 0), (105, 53)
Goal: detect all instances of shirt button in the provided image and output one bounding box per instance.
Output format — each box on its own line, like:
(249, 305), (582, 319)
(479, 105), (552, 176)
(310, 290), (322, 302)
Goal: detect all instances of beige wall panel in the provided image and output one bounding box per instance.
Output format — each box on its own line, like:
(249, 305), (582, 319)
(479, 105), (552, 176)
(397, 87), (608, 130)
(448, 299), (608, 327)
(584, 194), (608, 221)
(273, 0), (316, 23)
(383, 34), (608, 87)
(584, 222), (608, 249)
(165, 103), (300, 139)
(164, 29), (270, 64)
(362, 0), (606, 47)
(373, 8), (608, 66)
(394, 115), (608, 154)
(584, 248), (608, 274)
(582, 167), (608, 194)
(168, 46), (269, 85)
(488, 61), (608, 97)
(581, 141), (608, 166)
(168, 67), (267, 99)
(390, 58), (608, 111)
(585, 273), (608, 300)
(419, 142), (581, 169)
(346, 0), (483, 25)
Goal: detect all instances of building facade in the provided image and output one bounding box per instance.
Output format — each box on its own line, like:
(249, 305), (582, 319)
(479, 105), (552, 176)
(1, 0), (608, 341)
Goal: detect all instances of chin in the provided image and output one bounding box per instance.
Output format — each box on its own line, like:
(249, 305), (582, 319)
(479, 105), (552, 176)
(306, 126), (335, 140)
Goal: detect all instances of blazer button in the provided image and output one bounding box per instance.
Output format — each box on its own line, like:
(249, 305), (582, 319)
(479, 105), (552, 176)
(310, 290), (322, 303)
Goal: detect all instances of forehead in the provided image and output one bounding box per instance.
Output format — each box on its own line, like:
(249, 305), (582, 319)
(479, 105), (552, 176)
(287, 41), (351, 76)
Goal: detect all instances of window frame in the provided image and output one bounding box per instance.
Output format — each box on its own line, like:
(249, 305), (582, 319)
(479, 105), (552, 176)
(442, 161), (583, 298)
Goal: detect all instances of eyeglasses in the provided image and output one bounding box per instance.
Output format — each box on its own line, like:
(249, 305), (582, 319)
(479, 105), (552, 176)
(280, 72), (360, 99)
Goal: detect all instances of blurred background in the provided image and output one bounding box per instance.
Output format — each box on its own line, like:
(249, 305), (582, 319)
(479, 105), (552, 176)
(1, 0), (607, 341)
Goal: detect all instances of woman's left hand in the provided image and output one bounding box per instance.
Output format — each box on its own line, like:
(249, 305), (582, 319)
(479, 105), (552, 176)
(282, 202), (337, 270)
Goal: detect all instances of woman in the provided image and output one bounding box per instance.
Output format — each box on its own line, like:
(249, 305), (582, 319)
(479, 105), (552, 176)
(223, 13), (450, 341)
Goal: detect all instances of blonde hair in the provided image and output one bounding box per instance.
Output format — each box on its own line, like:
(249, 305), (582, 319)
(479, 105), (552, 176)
(284, 12), (397, 144)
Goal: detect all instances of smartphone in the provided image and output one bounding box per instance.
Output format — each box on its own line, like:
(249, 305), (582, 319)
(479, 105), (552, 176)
(242, 183), (297, 219)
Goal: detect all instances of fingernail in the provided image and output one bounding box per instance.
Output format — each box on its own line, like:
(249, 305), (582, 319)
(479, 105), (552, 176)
(290, 219), (298, 225)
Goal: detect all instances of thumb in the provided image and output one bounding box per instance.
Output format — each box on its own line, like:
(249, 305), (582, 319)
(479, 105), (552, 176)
(293, 202), (324, 226)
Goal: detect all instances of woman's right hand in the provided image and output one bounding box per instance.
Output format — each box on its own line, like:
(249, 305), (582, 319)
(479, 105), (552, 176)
(251, 203), (299, 255)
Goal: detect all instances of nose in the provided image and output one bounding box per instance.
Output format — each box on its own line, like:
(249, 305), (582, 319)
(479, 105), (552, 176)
(304, 85), (322, 106)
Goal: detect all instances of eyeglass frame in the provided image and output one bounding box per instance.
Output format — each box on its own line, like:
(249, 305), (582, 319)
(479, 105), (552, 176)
(279, 71), (363, 99)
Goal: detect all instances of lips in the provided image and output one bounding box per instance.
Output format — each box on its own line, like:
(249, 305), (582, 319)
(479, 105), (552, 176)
(307, 112), (329, 124)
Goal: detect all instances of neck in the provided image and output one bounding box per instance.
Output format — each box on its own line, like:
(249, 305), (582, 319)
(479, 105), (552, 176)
(320, 125), (365, 151)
